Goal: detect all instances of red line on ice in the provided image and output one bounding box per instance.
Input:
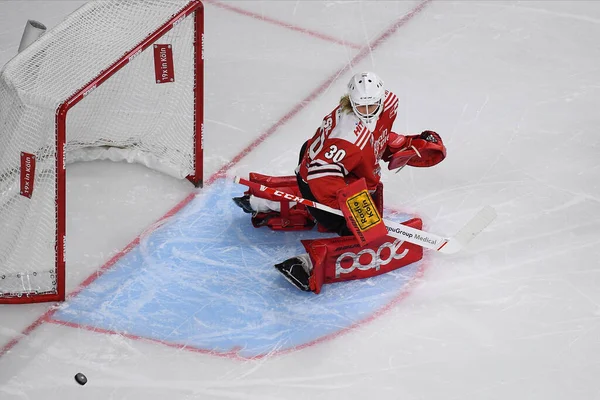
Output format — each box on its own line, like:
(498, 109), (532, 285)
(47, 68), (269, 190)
(44, 259), (429, 361)
(205, 0), (362, 49)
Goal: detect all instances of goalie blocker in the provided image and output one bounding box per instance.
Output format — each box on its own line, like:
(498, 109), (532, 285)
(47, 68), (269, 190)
(335, 178), (388, 246)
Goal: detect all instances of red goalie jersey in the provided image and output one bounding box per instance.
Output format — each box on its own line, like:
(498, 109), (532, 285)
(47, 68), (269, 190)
(296, 90), (399, 209)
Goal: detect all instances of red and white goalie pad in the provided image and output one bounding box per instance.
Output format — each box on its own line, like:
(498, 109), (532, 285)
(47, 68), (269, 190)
(245, 172), (302, 201)
(301, 217), (424, 294)
(244, 172), (315, 231)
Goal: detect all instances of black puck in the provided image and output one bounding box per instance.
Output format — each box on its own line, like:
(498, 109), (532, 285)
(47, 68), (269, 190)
(74, 372), (87, 386)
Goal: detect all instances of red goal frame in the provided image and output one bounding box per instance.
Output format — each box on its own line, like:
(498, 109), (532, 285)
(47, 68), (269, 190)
(1, 1), (204, 304)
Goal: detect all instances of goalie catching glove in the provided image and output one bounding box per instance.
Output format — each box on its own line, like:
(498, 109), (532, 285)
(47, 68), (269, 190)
(384, 131), (446, 171)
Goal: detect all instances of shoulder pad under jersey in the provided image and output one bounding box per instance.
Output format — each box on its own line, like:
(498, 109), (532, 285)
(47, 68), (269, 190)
(327, 110), (371, 149)
(383, 90), (399, 117)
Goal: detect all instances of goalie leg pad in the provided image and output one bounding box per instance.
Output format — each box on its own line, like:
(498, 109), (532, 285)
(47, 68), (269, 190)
(246, 172), (301, 200)
(244, 172), (316, 231)
(301, 217), (424, 294)
(250, 206), (315, 231)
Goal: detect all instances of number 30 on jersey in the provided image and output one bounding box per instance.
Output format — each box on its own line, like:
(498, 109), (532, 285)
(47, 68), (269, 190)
(324, 145), (346, 162)
(309, 137), (346, 163)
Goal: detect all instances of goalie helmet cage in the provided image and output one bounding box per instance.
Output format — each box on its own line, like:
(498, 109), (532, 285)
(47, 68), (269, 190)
(0, 0), (204, 304)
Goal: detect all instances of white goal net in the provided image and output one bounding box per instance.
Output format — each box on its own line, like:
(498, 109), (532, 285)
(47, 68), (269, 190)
(0, 0), (204, 303)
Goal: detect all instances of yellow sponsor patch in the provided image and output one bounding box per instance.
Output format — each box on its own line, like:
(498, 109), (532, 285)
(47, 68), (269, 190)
(346, 190), (381, 231)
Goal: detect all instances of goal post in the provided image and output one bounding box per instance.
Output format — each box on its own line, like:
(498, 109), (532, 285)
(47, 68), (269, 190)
(0, 0), (204, 304)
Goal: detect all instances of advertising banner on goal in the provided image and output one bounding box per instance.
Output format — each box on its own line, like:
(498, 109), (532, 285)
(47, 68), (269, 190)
(153, 44), (174, 84)
(20, 152), (36, 198)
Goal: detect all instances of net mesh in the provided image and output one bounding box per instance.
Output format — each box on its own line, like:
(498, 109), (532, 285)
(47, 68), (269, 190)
(0, 0), (199, 300)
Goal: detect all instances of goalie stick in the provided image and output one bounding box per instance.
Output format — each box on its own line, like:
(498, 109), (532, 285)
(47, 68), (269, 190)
(234, 176), (497, 254)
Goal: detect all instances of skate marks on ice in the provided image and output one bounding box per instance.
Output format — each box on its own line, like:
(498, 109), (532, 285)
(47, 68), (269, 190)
(52, 178), (425, 359)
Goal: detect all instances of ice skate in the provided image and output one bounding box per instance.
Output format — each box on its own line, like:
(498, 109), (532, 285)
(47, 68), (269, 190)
(274, 254), (312, 292)
(232, 195), (255, 214)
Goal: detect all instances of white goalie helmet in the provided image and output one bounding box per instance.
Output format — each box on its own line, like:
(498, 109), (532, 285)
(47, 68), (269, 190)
(347, 71), (385, 126)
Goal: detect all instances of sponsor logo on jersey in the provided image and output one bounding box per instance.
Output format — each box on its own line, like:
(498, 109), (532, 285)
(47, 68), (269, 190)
(373, 128), (389, 160)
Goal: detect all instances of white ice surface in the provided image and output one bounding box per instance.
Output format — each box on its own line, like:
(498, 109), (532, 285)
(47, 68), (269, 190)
(1, 1), (600, 399)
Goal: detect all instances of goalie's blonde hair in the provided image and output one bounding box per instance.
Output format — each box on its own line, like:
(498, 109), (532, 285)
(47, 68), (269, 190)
(339, 95), (353, 114)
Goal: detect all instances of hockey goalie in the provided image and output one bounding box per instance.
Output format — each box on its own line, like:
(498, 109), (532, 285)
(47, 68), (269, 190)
(233, 72), (446, 293)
